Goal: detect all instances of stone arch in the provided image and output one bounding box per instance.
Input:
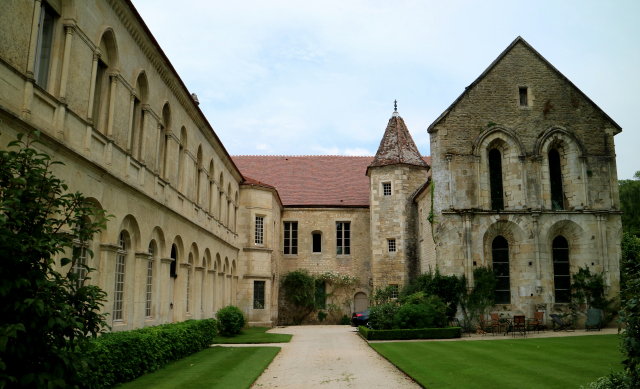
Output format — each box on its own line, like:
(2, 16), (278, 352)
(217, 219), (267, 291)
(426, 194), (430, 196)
(203, 248), (212, 269)
(208, 159), (216, 212)
(224, 257), (230, 274)
(95, 27), (119, 70)
(196, 145), (203, 205)
(177, 126), (188, 192)
(133, 70), (149, 104)
(215, 253), (222, 272)
(537, 127), (587, 210)
(473, 125), (526, 157)
(188, 242), (199, 265)
(539, 218), (589, 272)
(83, 197), (106, 243)
(474, 127), (526, 210)
(231, 260), (237, 276)
(150, 226), (166, 258)
(118, 215), (141, 252)
(481, 219), (528, 267)
(171, 235), (185, 262)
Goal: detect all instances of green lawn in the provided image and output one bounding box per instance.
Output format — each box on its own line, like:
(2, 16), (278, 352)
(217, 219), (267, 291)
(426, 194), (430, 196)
(119, 346), (280, 389)
(212, 326), (292, 344)
(371, 335), (623, 389)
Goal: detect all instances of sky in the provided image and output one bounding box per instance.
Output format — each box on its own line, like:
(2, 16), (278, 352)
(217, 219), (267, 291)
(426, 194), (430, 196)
(132, 0), (640, 180)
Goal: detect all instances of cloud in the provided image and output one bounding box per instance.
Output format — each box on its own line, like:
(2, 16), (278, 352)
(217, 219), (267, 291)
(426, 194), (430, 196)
(133, 0), (640, 179)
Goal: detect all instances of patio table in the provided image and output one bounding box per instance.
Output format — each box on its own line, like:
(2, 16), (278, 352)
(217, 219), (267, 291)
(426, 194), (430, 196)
(500, 315), (528, 336)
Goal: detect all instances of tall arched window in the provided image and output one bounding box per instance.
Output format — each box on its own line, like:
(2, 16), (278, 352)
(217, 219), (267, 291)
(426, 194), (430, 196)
(227, 184), (232, 227)
(196, 146), (203, 205)
(489, 149), (504, 211)
(492, 235), (510, 304)
(209, 160), (215, 213)
(186, 253), (193, 314)
(159, 103), (170, 178)
(553, 236), (570, 303)
(218, 173), (224, 222)
(92, 32), (117, 134)
(549, 149), (564, 210)
(131, 73), (148, 161)
(146, 241), (155, 319)
(201, 257), (206, 314)
(170, 244), (177, 278)
(113, 232), (127, 321)
(177, 127), (187, 192)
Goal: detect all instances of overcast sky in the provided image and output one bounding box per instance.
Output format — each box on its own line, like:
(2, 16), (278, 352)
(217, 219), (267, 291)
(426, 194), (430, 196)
(133, 0), (639, 180)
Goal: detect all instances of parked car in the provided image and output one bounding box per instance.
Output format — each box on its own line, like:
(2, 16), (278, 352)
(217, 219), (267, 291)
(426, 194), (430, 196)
(351, 309), (370, 327)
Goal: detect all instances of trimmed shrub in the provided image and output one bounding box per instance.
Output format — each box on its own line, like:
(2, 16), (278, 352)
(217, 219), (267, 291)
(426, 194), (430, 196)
(217, 305), (246, 336)
(368, 302), (398, 330)
(393, 294), (448, 329)
(359, 326), (461, 341)
(80, 319), (217, 389)
(341, 314), (350, 325)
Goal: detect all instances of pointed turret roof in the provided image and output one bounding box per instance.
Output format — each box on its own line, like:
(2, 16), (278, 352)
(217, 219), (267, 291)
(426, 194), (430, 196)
(368, 108), (429, 171)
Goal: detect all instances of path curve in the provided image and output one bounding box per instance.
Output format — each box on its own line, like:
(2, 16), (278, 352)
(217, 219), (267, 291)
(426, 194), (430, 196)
(247, 325), (419, 388)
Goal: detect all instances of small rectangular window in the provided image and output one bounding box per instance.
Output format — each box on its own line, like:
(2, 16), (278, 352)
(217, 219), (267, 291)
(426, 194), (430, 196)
(336, 222), (350, 255)
(388, 239), (396, 253)
(34, 4), (55, 89)
(383, 182), (391, 196)
(312, 233), (322, 253)
(255, 216), (264, 245)
(253, 281), (265, 309)
(389, 284), (399, 299)
(519, 87), (528, 107)
(283, 222), (298, 254)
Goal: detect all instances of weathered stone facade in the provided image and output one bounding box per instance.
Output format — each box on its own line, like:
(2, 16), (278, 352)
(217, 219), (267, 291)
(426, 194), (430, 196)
(1, 1), (622, 329)
(421, 37), (622, 318)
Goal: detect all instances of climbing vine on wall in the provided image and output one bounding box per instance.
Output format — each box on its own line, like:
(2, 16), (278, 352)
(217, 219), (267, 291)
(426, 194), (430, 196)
(317, 271), (360, 317)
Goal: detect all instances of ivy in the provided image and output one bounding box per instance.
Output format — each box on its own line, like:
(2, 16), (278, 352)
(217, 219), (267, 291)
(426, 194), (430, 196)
(620, 233), (640, 385)
(426, 179), (436, 244)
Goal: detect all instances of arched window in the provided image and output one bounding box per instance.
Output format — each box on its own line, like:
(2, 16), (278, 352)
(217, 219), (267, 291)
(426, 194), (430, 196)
(177, 127), (187, 192)
(186, 253), (193, 314)
(209, 160), (215, 213)
(489, 149), (504, 211)
(553, 236), (571, 303)
(92, 32), (117, 134)
(170, 244), (177, 278)
(227, 184), (232, 227)
(131, 73), (148, 161)
(146, 241), (155, 318)
(196, 146), (203, 205)
(113, 232), (127, 321)
(159, 103), (170, 178)
(218, 173), (224, 222)
(201, 257), (206, 314)
(549, 149), (564, 210)
(492, 235), (510, 304)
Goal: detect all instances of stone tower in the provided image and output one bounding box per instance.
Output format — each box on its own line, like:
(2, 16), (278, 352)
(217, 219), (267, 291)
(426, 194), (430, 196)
(367, 106), (430, 292)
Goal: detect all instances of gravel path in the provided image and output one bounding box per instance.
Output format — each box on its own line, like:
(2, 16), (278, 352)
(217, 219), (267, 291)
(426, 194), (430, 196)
(242, 325), (419, 388)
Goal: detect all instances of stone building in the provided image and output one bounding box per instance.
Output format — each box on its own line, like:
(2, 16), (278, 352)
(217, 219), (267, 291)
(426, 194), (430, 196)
(0, 0), (622, 328)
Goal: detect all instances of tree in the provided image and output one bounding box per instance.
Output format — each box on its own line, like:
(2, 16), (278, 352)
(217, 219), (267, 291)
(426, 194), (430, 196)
(619, 233), (640, 385)
(0, 131), (110, 388)
(280, 270), (316, 324)
(619, 171), (640, 237)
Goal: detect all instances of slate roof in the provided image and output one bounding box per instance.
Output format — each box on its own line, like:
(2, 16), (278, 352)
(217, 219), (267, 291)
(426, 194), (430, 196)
(427, 36), (622, 133)
(369, 115), (430, 170)
(232, 155), (431, 207)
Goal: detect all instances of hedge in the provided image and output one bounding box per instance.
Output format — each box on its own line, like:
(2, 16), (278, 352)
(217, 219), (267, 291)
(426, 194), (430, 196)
(79, 319), (218, 389)
(359, 325), (461, 341)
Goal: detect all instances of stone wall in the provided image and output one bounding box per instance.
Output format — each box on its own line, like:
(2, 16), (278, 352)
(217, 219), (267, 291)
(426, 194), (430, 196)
(369, 164), (430, 289)
(0, 0), (243, 332)
(427, 39), (622, 316)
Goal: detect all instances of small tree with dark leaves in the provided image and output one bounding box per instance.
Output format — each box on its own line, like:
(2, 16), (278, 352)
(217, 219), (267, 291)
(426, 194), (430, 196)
(0, 131), (110, 388)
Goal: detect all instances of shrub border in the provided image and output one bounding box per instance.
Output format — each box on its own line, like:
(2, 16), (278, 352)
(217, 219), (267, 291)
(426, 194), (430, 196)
(359, 326), (461, 341)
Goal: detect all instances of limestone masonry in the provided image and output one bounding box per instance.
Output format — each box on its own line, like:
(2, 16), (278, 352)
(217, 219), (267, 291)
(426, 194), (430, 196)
(0, 0), (622, 327)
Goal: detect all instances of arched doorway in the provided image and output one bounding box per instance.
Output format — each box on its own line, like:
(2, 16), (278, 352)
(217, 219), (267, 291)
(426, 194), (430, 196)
(354, 292), (368, 313)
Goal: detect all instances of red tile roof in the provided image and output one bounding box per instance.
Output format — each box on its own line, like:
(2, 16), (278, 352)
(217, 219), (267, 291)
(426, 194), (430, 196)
(232, 156), (431, 207)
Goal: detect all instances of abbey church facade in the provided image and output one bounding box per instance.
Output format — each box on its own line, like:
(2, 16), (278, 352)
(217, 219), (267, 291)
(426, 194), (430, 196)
(0, 0), (622, 328)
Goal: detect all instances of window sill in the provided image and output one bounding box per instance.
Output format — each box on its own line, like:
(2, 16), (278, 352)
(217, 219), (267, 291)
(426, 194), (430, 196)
(336, 255), (352, 258)
(283, 254), (298, 258)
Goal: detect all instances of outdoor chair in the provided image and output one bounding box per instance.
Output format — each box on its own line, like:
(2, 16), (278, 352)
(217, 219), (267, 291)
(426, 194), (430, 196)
(585, 309), (602, 331)
(478, 315), (495, 336)
(512, 315), (527, 337)
(527, 311), (545, 334)
(490, 312), (505, 334)
(449, 318), (471, 337)
(549, 314), (575, 332)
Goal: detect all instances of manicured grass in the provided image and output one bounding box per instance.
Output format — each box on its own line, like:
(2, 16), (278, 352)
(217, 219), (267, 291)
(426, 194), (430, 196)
(371, 335), (623, 389)
(119, 346), (280, 389)
(212, 326), (292, 344)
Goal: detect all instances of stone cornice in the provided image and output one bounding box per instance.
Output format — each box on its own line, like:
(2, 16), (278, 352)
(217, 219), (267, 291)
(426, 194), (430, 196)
(160, 257), (174, 264)
(100, 243), (121, 252)
(242, 246), (273, 253)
